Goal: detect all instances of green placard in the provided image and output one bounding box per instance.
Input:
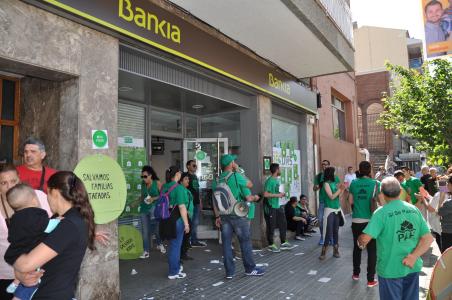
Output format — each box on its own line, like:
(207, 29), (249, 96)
(119, 225), (144, 260)
(74, 154), (127, 224)
(92, 130), (108, 149)
(195, 150), (207, 161)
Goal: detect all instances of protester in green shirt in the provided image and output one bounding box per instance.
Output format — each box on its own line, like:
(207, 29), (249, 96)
(162, 166), (190, 280)
(394, 170), (410, 203)
(264, 163), (293, 252)
(313, 159), (340, 245)
(401, 166), (428, 207)
(179, 172), (194, 261)
(214, 154), (264, 278)
(348, 161), (380, 286)
(358, 177), (433, 300)
(186, 160), (206, 247)
(319, 167), (345, 260)
(133, 166), (164, 259)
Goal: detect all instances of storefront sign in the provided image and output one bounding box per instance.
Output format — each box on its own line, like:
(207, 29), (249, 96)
(263, 156), (272, 174)
(92, 130), (108, 149)
(74, 154), (127, 224)
(38, 0), (317, 113)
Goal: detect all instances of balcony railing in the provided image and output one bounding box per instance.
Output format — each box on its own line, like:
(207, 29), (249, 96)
(317, 0), (353, 45)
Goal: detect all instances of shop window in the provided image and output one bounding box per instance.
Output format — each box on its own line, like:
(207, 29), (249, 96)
(151, 109), (182, 136)
(0, 77), (20, 164)
(331, 96), (346, 141)
(185, 115), (198, 138)
(271, 117), (299, 149)
(118, 102), (146, 141)
(201, 113), (240, 150)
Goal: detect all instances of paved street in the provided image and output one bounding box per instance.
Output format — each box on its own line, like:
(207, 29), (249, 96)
(120, 216), (440, 300)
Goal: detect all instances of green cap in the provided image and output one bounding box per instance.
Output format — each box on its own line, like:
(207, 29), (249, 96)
(220, 154), (237, 167)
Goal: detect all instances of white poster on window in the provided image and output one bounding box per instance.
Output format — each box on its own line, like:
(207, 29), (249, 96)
(272, 145), (301, 206)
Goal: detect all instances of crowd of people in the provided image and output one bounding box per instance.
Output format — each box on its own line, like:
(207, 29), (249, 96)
(1, 136), (451, 300)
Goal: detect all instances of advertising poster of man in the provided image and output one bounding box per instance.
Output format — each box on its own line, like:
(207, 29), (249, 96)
(421, 0), (452, 58)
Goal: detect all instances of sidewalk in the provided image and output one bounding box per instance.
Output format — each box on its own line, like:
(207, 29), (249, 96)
(119, 216), (440, 300)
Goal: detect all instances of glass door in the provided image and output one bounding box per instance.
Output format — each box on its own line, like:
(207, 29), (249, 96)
(183, 138), (228, 239)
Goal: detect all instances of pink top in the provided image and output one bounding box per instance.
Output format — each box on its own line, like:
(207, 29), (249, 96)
(0, 190), (52, 279)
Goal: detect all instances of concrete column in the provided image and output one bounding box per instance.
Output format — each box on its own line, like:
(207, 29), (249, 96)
(255, 95), (272, 247)
(73, 28), (119, 300)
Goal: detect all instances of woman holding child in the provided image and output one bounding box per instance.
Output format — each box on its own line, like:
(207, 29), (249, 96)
(12, 171), (95, 299)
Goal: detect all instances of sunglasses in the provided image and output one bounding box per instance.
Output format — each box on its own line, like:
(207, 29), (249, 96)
(191, 165), (197, 168)
(141, 175), (149, 179)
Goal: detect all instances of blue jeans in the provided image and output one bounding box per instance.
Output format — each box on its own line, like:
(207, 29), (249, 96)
(318, 202), (325, 240)
(168, 219), (184, 276)
(190, 204), (200, 243)
(221, 216), (256, 276)
(324, 212), (339, 246)
(379, 272), (419, 300)
(140, 210), (161, 252)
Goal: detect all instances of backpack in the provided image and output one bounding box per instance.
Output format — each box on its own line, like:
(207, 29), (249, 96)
(154, 183), (179, 220)
(213, 172), (239, 215)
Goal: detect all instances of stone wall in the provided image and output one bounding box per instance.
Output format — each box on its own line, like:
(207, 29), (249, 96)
(0, 1), (120, 299)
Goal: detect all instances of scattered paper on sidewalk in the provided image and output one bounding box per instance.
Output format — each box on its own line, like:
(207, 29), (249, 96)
(256, 263), (269, 267)
(307, 270), (317, 275)
(279, 291), (285, 294)
(241, 296), (246, 299)
(131, 269), (138, 275)
(252, 249), (263, 252)
(204, 249), (212, 252)
(294, 252), (304, 256)
(212, 281), (224, 287)
(318, 277), (331, 283)
(210, 260), (220, 264)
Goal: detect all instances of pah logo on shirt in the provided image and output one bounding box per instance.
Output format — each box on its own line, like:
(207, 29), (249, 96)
(396, 220), (416, 242)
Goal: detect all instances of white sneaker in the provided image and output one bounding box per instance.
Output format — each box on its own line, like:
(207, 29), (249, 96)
(168, 272), (186, 279)
(139, 251), (150, 259)
(295, 236), (306, 241)
(157, 244), (166, 254)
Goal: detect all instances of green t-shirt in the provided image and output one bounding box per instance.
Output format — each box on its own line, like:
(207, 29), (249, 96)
(349, 177), (380, 219)
(315, 173), (340, 203)
(139, 180), (160, 214)
(295, 205), (303, 217)
(323, 181), (340, 209)
(184, 187), (194, 219)
(247, 202), (255, 220)
(401, 177), (423, 205)
(264, 176), (281, 209)
(363, 200), (430, 279)
(161, 182), (188, 221)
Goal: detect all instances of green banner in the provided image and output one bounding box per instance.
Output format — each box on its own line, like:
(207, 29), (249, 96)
(117, 146), (148, 217)
(119, 225), (144, 260)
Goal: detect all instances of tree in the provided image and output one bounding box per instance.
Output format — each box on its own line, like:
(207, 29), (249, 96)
(379, 59), (452, 167)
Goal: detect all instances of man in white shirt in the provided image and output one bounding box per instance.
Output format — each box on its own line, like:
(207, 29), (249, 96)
(344, 166), (357, 189)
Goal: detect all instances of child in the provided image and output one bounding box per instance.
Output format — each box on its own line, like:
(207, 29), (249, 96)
(4, 184), (60, 300)
(424, 0), (447, 56)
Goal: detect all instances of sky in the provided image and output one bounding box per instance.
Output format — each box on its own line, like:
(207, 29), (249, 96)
(350, 0), (425, 41)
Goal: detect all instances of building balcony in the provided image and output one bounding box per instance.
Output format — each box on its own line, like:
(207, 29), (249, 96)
(169, 0), (354, 78)
(409, 57), (423, 70)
